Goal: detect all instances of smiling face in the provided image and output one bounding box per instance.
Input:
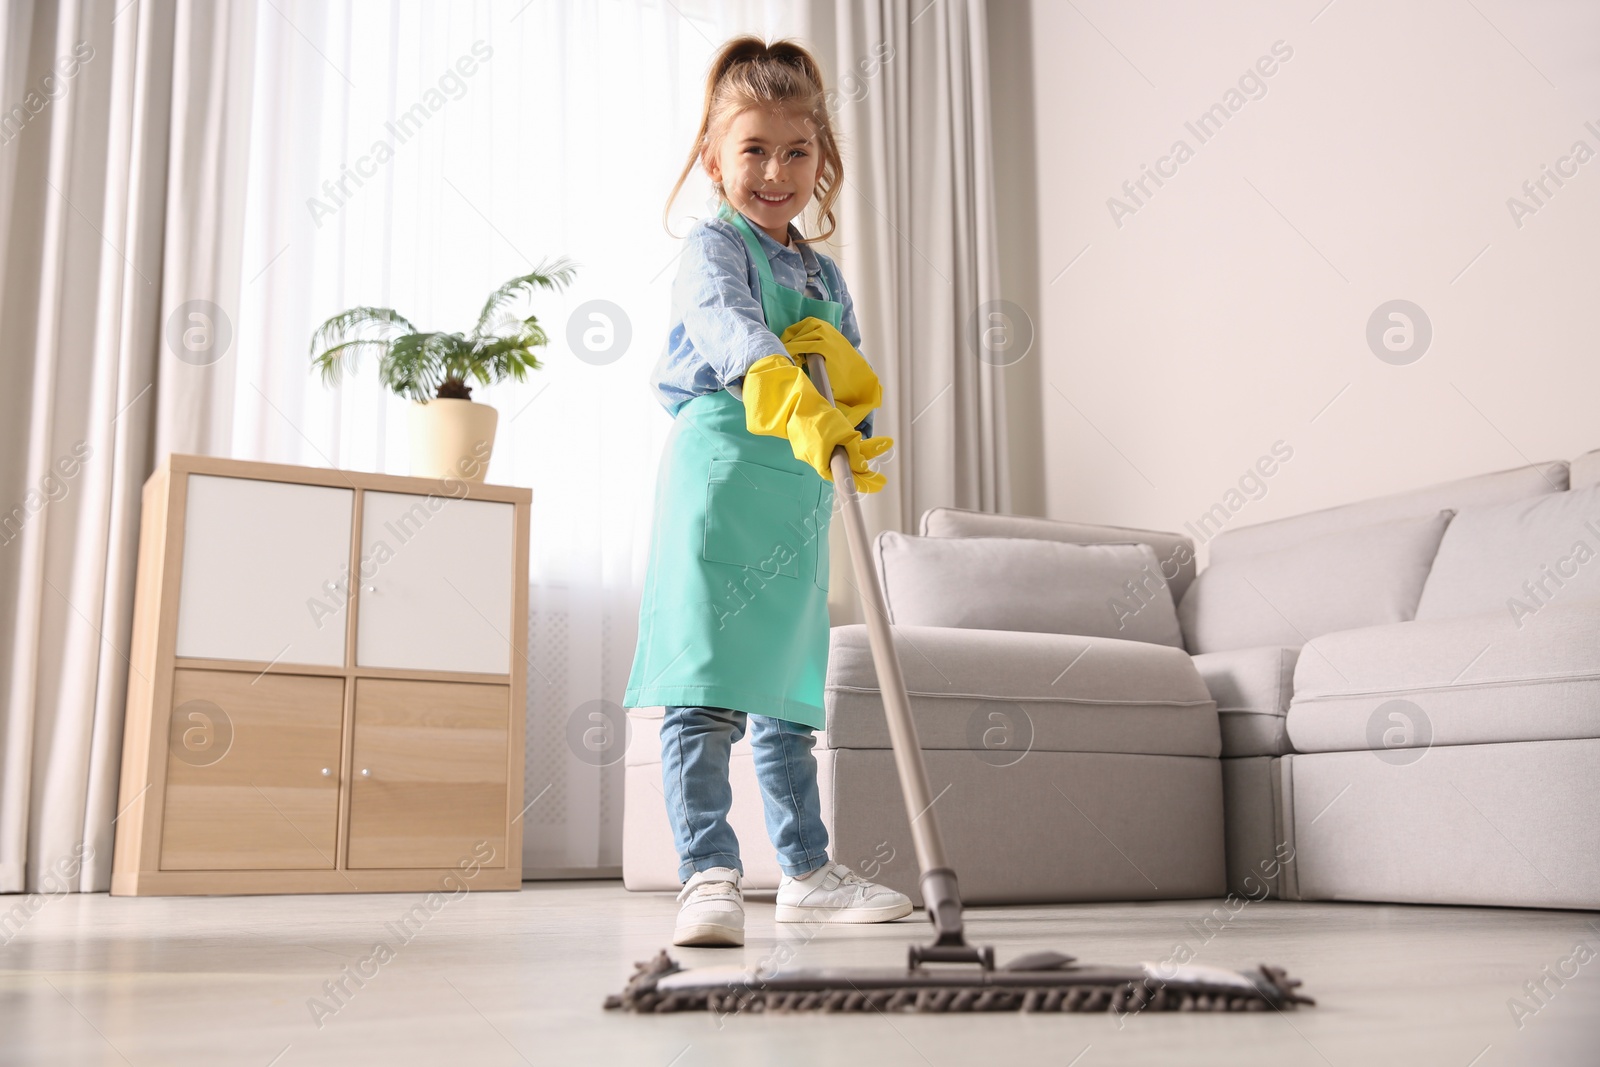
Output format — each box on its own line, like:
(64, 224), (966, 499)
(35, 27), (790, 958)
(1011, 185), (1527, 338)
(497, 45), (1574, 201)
(704, 105), (821, 246)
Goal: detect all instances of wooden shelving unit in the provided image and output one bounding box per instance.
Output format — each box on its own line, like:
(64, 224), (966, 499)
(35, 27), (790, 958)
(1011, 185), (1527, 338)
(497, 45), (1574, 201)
(112, 454), (530, 895)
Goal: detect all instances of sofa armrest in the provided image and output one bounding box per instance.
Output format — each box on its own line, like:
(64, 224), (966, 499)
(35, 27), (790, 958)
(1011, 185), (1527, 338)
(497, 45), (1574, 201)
(918, 506), (1197, 604)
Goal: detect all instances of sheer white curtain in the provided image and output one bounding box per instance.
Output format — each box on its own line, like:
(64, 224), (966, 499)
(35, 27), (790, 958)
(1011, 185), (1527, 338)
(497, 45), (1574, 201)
(233, 0), (804, 873)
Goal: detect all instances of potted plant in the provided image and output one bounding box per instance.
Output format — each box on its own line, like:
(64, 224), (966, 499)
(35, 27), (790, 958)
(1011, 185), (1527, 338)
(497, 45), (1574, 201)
(310, 258), (577, 482)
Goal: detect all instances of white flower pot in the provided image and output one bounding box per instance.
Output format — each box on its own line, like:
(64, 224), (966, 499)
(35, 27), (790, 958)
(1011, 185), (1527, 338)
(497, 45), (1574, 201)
(407, 398), (498, 482)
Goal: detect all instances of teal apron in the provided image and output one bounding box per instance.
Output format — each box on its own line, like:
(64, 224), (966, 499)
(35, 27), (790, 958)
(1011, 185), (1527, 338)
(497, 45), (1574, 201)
(623, 204), (844, 728)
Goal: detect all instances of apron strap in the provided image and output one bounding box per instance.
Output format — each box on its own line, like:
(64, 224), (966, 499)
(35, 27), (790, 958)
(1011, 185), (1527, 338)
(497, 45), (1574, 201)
(719, 202), (832, 304)
(721, 203), (779, 296)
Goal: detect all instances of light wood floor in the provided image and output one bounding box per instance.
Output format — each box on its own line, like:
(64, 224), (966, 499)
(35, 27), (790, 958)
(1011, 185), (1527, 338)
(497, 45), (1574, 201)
(1, 881), (1596, 1065)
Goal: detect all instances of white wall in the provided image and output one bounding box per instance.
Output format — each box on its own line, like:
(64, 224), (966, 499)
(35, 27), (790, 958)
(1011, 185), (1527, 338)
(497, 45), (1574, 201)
(992, 0), (1599, 560)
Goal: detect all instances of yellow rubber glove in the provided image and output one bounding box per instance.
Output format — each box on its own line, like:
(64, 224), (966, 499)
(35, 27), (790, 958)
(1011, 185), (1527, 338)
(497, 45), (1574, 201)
(778, 317), (883, 433)
(743, 354), (893, 492)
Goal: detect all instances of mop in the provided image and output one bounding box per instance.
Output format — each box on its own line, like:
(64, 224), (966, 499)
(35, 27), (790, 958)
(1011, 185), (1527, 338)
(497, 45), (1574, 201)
(606, 357), (1315, 1015)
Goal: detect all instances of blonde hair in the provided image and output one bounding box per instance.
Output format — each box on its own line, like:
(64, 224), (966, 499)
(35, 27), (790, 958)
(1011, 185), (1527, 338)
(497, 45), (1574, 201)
(664, 35), (844, 243)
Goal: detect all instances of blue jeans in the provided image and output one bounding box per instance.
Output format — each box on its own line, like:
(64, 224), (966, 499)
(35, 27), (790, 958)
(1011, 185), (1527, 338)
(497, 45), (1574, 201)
(660, 705), (830, 881)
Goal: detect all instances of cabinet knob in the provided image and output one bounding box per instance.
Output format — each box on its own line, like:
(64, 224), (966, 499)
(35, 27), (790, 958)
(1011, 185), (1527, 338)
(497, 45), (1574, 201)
(360, 768), (371, 778)
(320, 767), (332, 777)
(362, 585), (377, 593)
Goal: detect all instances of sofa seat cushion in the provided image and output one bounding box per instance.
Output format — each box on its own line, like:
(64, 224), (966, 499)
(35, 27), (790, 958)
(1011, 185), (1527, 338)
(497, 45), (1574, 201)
(1190, 646), (1300, 756)
(874, 531), (1184, 647)
(825, 623), (1219, 758)
(1285, 603), (1600, 754)
(1178, 511), (1452, 655)
(1415, 483), (1600, 622)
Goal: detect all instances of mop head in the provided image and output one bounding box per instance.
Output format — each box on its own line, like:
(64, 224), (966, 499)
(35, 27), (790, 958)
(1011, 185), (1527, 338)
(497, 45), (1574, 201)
(603, 949), (1314, 1014)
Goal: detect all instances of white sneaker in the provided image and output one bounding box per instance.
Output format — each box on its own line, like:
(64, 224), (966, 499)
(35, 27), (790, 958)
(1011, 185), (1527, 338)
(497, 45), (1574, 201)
(775, 862), (913, 924)
(673, 867), (744, 947)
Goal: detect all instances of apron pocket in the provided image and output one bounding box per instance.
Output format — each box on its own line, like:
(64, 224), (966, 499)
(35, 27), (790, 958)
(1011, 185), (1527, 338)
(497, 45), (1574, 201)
(703, 459), (807, 578)
(814, 481), (834, 591)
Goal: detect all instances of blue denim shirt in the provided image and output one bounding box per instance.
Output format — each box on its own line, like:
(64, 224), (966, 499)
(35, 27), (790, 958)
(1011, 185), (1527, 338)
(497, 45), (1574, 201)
(648, 210), (875, 439)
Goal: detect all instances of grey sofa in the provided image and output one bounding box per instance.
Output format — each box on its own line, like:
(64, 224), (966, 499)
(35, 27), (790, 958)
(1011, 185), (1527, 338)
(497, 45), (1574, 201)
(624, 447), (1600, 911)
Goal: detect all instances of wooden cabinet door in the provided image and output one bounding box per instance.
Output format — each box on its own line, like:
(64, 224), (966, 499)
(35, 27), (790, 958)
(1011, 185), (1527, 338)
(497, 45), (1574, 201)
(160, 669), (345, 870)
(347, 678), (509, 869)
(176, 475), (354, 667)
(355, 492), (515, 674)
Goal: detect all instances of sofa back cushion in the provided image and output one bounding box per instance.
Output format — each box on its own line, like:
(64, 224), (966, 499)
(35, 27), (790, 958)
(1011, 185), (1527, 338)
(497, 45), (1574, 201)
(1178, 511), (1453, 654)
(920, 506), (1198, 604)
(874, 531), (1184, 647)
(1414, 484), (1600, 622)
(1205, 460), (1566, 564)
(1572, 448), (1600, 490)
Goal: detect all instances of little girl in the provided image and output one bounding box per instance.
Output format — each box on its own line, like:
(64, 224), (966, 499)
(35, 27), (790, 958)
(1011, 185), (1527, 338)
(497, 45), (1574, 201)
(623, 35), (909, 947)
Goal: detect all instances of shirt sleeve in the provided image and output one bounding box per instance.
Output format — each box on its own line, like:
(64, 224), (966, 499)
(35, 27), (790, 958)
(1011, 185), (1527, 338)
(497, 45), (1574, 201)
(830, 259), (877, 441)
(675, 221), (791, 391)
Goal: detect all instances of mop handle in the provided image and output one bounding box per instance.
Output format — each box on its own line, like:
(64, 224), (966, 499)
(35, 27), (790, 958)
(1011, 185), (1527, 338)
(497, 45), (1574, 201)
(807, 354), (970, 950)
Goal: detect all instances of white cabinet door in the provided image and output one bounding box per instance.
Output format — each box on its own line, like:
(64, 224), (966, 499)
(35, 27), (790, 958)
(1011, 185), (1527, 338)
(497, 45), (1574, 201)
(176, 476), (354, 667)
(356, 491), (515, 674)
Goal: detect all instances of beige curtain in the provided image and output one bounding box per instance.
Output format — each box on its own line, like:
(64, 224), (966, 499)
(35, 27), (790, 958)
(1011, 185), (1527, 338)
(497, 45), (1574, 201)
(803, 0), (1012, 622)
(0, 0), (255, 894)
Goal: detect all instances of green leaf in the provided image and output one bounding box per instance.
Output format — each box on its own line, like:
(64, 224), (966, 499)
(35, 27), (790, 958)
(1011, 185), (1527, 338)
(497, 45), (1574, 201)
(474, 257), (579, 337)
(311, 338), (396, 387)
